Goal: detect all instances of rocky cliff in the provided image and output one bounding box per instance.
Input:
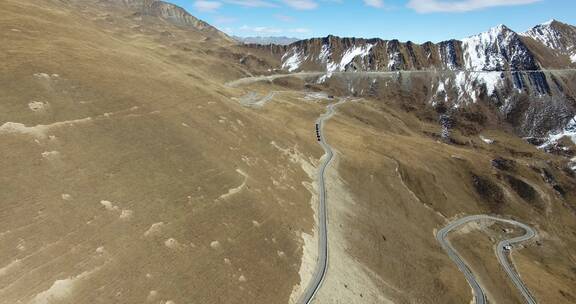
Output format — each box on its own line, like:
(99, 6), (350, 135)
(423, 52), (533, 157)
(102, 0), (232, 42)
(243, 21), (576, 140)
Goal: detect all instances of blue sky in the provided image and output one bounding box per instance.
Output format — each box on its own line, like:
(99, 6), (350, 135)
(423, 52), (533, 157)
(168, 0), (576, 42)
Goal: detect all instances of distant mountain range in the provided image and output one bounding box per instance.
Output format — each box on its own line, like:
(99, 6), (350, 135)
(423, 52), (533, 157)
(233, 36), (300, 45)
(71, 0), (576, 140)
(263, 20), (576, 73)
(242, 20), (576, 139)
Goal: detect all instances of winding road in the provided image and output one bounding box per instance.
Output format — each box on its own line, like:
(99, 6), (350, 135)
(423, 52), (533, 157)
(225, 69), (576, 88)
(436, 215), (537, 304)
(297, 98), (348, 304)
(228, 73), (542, 304)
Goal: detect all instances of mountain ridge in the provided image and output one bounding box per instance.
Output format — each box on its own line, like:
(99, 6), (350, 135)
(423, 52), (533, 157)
(3, 1), (576, 304)
(253, 21), (576, 73)
(233, 36), (300, 46)
(94, 0), (234, 42)
(239, 20), (576, 141)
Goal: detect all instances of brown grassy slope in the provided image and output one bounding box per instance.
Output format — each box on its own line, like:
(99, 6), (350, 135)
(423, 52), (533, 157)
(0, 1), (324, 303)
(321, 97), (576, 303)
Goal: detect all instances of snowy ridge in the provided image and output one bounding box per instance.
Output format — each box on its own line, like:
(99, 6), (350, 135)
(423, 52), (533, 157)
(462, 25), (508, 70)
(338, 44), (374, 71)
(283, 43), (375, 73)
(539, 115), (576, 149)
(438, 41), (459, 70)
(522, 20), (565, 50)
(430, 71), (505, 106)
(281, 47), (306, 72)
(274, 20), (576, 74)
(522, 20), (576, 63)
(461, 25), (536, 71)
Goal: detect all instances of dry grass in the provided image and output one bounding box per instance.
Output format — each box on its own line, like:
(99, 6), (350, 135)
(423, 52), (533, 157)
(1, 1), (576, 304)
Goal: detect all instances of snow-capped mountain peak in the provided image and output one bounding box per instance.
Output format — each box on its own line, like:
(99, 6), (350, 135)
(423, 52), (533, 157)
(461, 24), (537, 71)
(522, 19), (576, 62)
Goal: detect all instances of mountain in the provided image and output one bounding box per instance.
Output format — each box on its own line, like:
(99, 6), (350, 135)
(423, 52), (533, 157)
(460, 24), (539, 71)
(243, 23), (576, 138)
(260, 23), (571, 73)
(522, 19), (576, 63)
(233, 36), (300, 45)
(2, 1), (576, 304)
(85, 0), (233, 42)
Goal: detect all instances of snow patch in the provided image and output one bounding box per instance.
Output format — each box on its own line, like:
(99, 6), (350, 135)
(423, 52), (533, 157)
(318, 44), (330, 62)
(474, 72), (502, 96)
(387, 52), (401, 70)
(338, 44), (374, 71)
(569, 157), (576, 173)
(539, 116), (576, 149)
(454, 71), (476, 103)
(452, 71), (503, 105)
(480, 135), (495, 144)
(282, 47), (305, 72)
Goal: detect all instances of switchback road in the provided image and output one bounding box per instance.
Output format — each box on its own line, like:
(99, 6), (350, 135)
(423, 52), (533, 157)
(437, 215), (537, 304)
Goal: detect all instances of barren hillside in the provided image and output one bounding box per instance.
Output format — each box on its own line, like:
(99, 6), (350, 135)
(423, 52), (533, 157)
(1, 1), (576, 304)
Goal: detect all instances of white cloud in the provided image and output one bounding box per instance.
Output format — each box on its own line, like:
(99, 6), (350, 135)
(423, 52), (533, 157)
(239, 25), (283, 34)
(274, 14), (295, 22)
(364, 0), (384, 8)
(193, 1), (222, 12)
(225, 0), (277, 7)
(407, 0), (541, 13)
(282, 0), (318, 10)
(222, 0), (318, 10)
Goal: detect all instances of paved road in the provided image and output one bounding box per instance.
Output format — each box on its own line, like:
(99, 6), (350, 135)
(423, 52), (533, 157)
(225, 69), (576, 87)
(297, 98), (348, 304)
(436, 215), (537, 304)
(235, 91), (278, 107)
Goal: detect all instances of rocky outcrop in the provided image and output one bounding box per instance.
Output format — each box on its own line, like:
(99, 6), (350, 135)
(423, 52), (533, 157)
(105, 0), (232, 41)
(243, 21), (576, 139)
(522, 19), (576, 63)
(265, 24), (571, 73)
